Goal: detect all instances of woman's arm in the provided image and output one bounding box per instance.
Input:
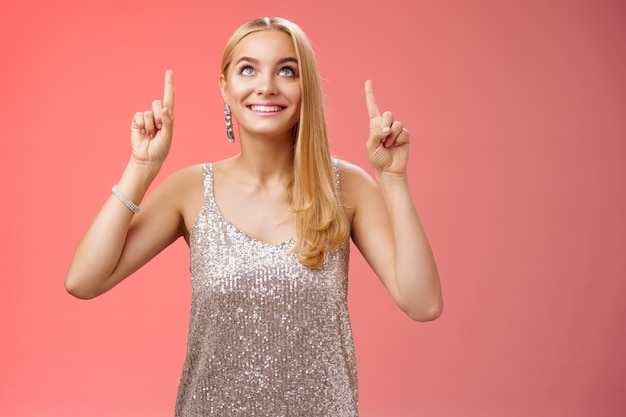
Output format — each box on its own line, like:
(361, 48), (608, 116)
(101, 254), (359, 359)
(347, 80), (442, 322)
(65, 70), (181, 299)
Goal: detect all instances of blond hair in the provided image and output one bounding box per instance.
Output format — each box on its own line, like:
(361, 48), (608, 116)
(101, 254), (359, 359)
(221, 17), (350, 269)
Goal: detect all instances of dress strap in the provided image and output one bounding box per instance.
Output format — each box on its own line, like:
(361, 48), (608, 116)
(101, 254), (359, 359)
(202, 163), (214, 201)
(333, 159), (341, 193)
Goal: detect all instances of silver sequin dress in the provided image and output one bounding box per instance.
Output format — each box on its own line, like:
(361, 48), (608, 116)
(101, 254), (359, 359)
(175, 162), (358, 416)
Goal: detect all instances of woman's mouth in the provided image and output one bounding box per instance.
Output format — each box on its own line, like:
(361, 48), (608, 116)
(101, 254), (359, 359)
(248, 104), (285, 113)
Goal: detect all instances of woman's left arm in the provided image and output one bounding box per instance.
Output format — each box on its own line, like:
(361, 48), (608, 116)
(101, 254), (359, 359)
(347, 80), (442, 322)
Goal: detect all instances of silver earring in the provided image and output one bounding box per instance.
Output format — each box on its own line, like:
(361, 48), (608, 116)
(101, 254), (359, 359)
(224, 103), (235, 143)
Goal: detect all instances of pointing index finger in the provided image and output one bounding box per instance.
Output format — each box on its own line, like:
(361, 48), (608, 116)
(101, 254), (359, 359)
(365, 79), (380, 120)
(163, 70), (175, 110)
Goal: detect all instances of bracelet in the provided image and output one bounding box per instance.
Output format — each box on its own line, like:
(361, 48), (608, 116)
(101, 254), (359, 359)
(112, 185), (140, 214)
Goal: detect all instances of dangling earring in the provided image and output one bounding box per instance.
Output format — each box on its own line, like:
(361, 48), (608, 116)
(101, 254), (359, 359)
(224, 103), (235, 143)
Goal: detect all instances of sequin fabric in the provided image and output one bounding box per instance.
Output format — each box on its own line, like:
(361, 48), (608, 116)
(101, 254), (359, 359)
(175, 162), (358, 416)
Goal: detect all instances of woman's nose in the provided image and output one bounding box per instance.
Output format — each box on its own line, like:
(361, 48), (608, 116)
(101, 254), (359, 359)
(256, 74), (277, 95)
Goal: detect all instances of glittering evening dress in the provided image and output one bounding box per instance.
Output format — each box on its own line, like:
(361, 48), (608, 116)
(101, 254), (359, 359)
(175, 162), (358, 416)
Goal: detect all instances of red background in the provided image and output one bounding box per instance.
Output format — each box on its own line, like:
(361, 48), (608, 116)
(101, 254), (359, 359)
(2, 0), (625, 416)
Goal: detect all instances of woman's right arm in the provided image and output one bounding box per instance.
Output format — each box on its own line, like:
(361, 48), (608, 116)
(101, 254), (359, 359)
(65, 70), (179, 299)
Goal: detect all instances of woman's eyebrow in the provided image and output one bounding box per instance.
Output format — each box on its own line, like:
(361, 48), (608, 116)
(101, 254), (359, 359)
(277, 57), (298, 65)
(235, 56), (298, 65)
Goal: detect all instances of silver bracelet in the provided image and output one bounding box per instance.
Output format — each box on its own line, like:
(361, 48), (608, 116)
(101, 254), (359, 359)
(112, 185), (140, 214)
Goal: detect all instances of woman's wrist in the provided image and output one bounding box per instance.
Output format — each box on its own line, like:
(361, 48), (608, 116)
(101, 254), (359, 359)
(374, 169), (409, 188)
(114, 158), (162, 206)
(127, 156), (163, 183)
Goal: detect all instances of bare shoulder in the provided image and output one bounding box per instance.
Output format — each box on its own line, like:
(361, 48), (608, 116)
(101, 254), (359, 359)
(339, 159), (376, 192)
(153, 164), (204, 199)
(145, 164), (205, 237)
(337, 159), (373, 182)
(336, 159), (378, 208)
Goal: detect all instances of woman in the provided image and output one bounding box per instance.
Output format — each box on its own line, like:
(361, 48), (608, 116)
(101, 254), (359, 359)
(65, 17), (442, 416)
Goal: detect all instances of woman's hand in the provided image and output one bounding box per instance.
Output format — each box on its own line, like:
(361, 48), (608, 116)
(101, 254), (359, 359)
(130, 70), (175, 166)
(365, 80), (410, 176)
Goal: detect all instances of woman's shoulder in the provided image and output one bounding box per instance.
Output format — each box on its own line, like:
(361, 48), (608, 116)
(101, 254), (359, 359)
(164, 157), (233, 181)
(160, 158), (234, 193)
(143, 164), (204, 210)
(154, 164), (210, 229)
(162, 163), (205, 186)
(334, 158), (375, 186)
(334, 158), (378, 207)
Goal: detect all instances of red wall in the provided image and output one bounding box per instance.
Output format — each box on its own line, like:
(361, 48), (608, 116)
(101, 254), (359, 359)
(2, 0), (625, 416)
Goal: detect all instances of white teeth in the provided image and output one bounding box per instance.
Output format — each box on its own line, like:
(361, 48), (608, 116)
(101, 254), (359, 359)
(249, 105), (283, 113)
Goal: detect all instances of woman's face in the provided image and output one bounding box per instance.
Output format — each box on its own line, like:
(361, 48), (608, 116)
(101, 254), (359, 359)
(221, 30), (302, 141)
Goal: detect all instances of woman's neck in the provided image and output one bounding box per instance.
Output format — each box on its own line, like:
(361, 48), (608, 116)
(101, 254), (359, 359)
(233, 133), (295, 184)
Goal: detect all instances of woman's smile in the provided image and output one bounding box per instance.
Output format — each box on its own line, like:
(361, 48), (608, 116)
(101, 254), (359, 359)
(247, 104), (287, 114)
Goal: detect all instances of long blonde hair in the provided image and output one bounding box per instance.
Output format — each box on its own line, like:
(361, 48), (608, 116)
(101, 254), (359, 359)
(221, 17), (350, 269)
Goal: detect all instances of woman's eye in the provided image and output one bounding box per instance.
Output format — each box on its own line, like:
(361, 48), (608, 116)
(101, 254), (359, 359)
(241, 66), (255, 75)
(279, 66), (297, 77)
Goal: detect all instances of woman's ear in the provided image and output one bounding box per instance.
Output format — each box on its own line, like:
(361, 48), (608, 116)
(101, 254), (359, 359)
(219, 74), (228, 103)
